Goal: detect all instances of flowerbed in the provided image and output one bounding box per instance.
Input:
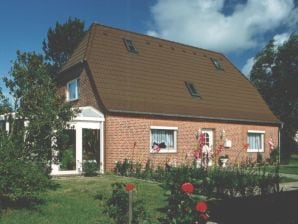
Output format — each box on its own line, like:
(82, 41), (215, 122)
(114, 159), (280, 199)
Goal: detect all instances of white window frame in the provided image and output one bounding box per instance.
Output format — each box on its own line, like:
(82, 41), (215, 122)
(67, 78), (80, 101)
(247, 130), (265, 152)
(150, 126), (178, 153)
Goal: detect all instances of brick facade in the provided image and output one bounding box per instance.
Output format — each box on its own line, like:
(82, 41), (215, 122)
(104, 114), (279, 171)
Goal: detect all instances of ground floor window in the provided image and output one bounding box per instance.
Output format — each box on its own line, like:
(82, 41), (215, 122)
(150, 126), (177, 153)
(247, 130), (265, 152)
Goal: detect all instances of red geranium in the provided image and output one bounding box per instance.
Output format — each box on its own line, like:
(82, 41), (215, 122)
(196, 201), (208, 213)
(181, 182), (194, 194)
(125, 183), (135, 192)
(243, 143), (249, 150)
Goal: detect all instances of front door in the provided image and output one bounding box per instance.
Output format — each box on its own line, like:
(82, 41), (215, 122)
(202, 129), (214, 166)
(202, 129), (213, 149)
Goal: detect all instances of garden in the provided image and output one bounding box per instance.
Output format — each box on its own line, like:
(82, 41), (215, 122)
(1, 128), (298, 223)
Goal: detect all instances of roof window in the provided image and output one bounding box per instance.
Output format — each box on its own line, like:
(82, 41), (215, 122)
(123, 38), (138, 53)
(185, 81), (200, 97)
(210, 58), (223, 70)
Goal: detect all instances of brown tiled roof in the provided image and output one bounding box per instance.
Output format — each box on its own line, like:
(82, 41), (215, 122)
(61, 23), (280, 125)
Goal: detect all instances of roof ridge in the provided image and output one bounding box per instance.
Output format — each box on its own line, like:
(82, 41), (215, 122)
(90, 22), (225, 56)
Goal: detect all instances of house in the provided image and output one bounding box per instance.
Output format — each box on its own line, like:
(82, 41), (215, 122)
(54, 23), (281, 175)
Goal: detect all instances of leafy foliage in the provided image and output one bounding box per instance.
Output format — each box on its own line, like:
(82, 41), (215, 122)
(250, 34), (298, 155)
(83, 161), (98, 177)
(0, 131), (51, 202)
(3, 51), (74, 167)
(114, 160), (281, 199)
(42, 17), (86, 76)
(0, 51), (74, 202)
(104, 183), (147, 224)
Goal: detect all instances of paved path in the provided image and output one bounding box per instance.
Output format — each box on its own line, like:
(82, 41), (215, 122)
(280, 181), (298, 191)
(279, 173), (298, 191)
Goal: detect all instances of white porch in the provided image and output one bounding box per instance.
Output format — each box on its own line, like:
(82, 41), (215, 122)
(51, 106), (105, 176)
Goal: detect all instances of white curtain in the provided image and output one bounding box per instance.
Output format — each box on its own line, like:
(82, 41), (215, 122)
(151, 129), (174, 148)
(247, 133), (262, 150)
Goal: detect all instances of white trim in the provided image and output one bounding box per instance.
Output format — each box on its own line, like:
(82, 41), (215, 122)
(51, 106), (105, 176)
(247, 131), (265, 153)
(248, 130), (265, 134)
(150, 126), (178, 153)
(67, 78), (80, 101)
(150, 126), (178, 130)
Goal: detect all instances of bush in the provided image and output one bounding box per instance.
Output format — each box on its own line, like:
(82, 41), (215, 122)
(113, 159), (280, 199)
(104, 183), (147, 224)
(83, 161), (98, 176)
(0, 133), (51, 202)
(60, 148), (75, 170)
(269, 147), (280, 164)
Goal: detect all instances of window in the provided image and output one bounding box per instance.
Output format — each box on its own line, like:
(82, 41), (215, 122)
(247, 130), (265, 152)
(150, 126), (177, 153)
(210, 58), (224, 70)
(123, 38), (138, 53)
(67, 79), (80, 101)
(185, 81), (200, 97)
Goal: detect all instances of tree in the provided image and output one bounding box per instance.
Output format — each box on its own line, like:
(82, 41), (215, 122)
(0, 51), (75, 201)
(250, 34), (298, 156)
(42, 17), (86, 76)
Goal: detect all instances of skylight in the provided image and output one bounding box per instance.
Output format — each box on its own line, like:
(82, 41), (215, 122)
(185, 81), (200, 97)
(123, 38), (138, 53)
(210, 58), (224, 71)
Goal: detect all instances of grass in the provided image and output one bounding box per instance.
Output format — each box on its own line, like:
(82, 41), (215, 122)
(265, 154), (298, 176)
(0, 175), (167, 224)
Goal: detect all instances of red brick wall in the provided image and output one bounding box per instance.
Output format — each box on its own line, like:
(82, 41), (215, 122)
(57, 66), (100, 110)
(105, 114), (279, 171)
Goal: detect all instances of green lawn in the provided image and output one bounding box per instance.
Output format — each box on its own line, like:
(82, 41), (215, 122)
(266, 154), (298, 176)
(0, 175), (167, 224)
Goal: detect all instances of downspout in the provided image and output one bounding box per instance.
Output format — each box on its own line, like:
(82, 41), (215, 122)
(279, 122), (284, 164)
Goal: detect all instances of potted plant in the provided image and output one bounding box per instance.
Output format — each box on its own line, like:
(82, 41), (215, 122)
(219, 154), (229, 168)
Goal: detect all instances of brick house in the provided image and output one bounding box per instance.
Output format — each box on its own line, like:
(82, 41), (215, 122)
(53, 23), (280, 175)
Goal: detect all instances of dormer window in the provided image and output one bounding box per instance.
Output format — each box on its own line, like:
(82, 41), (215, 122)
(67, 78), (80, 101)
(210, 58), (224, 71)
(185, 81), (200, 97)
(123, 38), (138, 53)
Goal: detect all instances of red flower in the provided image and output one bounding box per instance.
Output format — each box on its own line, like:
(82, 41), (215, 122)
(181, 182), (194, 194)
(125, 183), (135, 192)
(196, 201), (208, 213)
(243, 143), (249, 150)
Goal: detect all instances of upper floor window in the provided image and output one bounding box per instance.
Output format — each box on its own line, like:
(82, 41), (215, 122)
(210, 58), (224, 71)
(67, 78), (80, 101)
(123, 38), (138, 53)
(185, 81), (200, 97)
(247, 130), (265, 152)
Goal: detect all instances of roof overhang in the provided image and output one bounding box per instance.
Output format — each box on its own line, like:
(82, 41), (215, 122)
(109, 109), (281, 126)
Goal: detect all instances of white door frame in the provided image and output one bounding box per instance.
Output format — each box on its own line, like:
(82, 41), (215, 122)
(51, 107), (105, 176)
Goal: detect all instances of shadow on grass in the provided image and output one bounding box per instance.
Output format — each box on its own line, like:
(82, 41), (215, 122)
(0, 181), (61, 211)
(209, 190), (298, 224)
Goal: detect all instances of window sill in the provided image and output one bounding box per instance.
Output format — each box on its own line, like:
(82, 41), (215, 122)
(247, 150), (264, 153)
(67, 98), (79, 102)
(150, 150), (177, 154)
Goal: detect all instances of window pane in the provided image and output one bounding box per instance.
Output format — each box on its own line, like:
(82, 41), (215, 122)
(151, 129), (174, 148)
(247, 133), (262, 150)
(68, 79), (79, 100)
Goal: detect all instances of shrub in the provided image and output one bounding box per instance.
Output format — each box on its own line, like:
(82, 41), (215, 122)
(160, 182), (209, 224)
(60, 148), (75, 170)
(269, 147), (280, 164)
(83, 161), (98, 177)
(0, 133), (51, 202)
(104, 182), (147, 224)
